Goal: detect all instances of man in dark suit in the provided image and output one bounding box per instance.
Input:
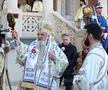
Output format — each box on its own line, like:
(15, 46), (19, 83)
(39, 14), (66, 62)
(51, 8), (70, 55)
(59, 33), (77, 90)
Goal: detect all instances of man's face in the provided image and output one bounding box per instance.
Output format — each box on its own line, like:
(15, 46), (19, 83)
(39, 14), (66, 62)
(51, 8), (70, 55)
(96, 8), (102, 15)
(37, 32), (48, 41)
(62, 36), (70, 45)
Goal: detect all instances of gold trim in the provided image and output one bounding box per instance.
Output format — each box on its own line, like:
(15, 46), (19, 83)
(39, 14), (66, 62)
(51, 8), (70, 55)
(20, 82), (35, 89)
(20, 82), (47, 90)
(35, 86), (47, 90)
(17, 59), (24, 66)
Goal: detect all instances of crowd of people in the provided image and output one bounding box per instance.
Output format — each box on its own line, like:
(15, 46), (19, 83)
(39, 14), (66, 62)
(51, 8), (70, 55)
(18, 0), (43, 12)
(0, 0), (108, 90)
(73, 1), (108, 90)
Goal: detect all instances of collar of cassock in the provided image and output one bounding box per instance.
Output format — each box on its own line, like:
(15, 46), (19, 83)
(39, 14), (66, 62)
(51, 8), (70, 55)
(90, 42), (101, 50)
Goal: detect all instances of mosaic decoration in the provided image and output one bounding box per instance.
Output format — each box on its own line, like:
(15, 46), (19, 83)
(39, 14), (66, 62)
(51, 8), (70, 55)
(22, 15), (42, 32)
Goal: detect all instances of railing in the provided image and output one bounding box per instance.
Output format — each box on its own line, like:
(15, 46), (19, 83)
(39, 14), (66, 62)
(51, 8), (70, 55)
(0, 9), (84, 51)
(52, 11), (83, 51)
(0, 10), (43, 38)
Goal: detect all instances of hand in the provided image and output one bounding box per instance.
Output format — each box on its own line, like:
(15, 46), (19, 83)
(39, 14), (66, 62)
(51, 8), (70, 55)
(61, 47), (65, 51)
(11, 28), (18, 39)
(48, 50), (56, 60)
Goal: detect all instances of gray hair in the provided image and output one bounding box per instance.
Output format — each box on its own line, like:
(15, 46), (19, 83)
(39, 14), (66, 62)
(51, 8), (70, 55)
(62, 33), (70, 37)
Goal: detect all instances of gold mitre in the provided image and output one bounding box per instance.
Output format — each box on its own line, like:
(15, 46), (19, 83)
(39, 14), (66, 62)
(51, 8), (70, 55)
(38, 20), (54, 36)
(83, 5), (93, 15)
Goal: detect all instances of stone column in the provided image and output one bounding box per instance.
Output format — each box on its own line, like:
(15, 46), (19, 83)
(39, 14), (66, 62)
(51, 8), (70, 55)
(57, 0), (61, 14)
(61, 0), (66, 16)
(6, 0), (18, 9)
(43, 0), (53, 20)
(100, 0), (107, 16)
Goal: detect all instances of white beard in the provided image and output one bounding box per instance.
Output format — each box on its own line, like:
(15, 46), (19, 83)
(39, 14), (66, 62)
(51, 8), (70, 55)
(39, 40), (47, 47)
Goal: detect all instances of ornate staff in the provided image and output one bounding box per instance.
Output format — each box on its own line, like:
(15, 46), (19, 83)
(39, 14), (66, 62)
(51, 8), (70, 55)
(47, 34), (54, 90)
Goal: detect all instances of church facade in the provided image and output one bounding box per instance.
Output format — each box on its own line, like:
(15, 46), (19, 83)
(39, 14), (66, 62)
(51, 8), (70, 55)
(0, 0), (107, 90)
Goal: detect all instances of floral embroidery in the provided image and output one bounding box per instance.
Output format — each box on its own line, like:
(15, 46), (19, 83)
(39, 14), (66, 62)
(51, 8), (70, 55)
(31, 47), (37, 53)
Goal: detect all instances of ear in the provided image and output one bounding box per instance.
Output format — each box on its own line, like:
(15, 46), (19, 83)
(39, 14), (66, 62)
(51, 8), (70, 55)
(89, 33), (93, 40)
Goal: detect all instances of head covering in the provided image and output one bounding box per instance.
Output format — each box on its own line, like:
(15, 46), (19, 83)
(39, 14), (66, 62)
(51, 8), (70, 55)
(93, 2), (103, 9)
(38, 20), (54, 36)
(83, 6), (93, 15)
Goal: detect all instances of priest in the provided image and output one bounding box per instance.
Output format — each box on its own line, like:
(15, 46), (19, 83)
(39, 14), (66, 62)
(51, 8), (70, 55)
(11, 20), (68, 90)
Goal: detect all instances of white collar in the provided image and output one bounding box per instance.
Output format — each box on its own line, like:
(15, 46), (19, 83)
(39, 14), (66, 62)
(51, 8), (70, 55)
(90, 42), (101, 50)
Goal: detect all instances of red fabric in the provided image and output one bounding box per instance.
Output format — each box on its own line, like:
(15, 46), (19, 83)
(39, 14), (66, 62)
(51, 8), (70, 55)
(11, 27), (18, 39)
